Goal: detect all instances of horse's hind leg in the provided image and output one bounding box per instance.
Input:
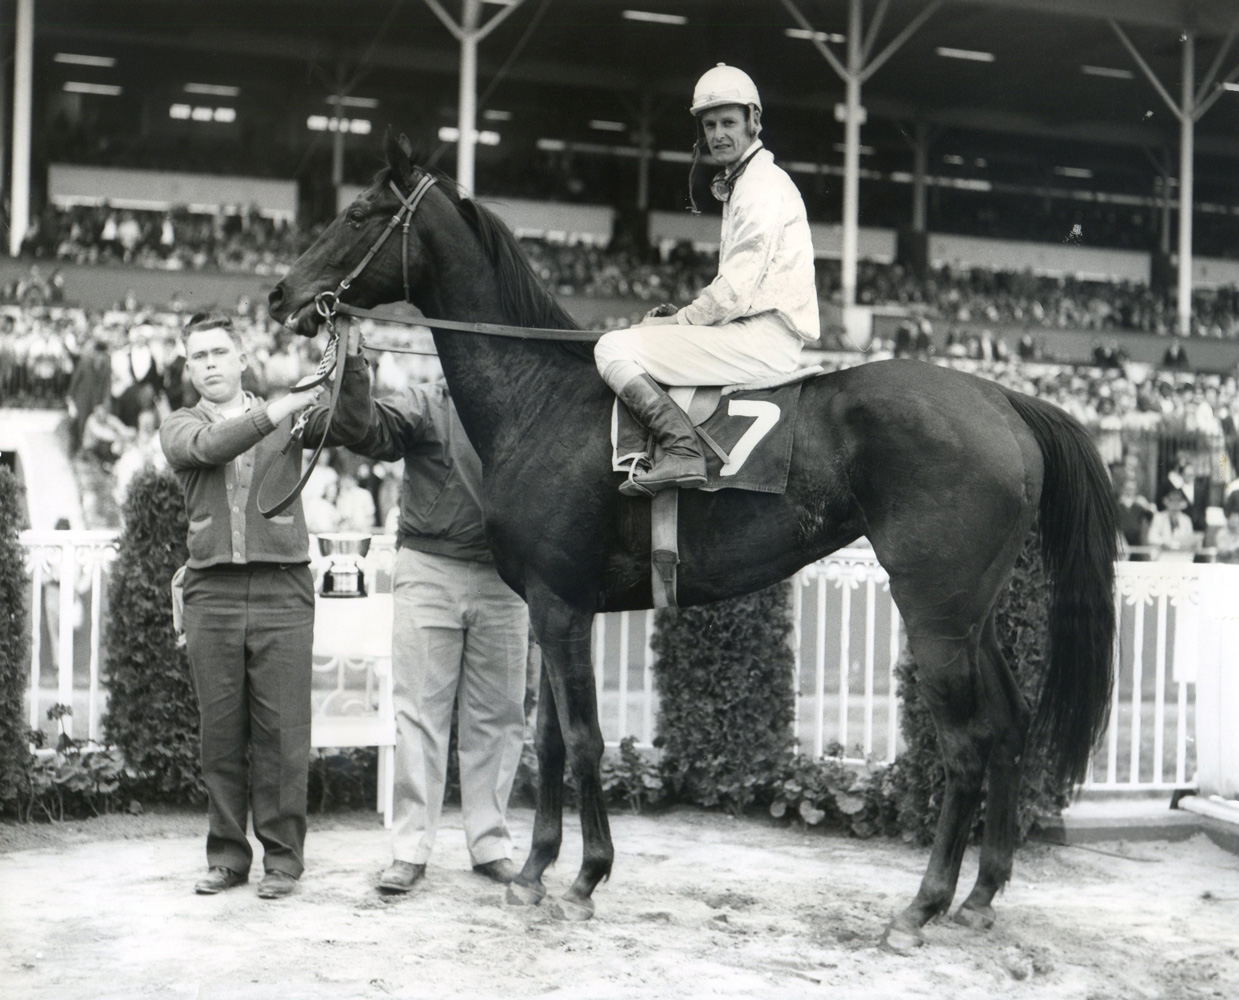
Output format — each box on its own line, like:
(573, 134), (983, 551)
(522, 583), (613, 920)
(882, 627), (992, 952)
(509, 663), (561, 906)
(955, 612), (1031, 930)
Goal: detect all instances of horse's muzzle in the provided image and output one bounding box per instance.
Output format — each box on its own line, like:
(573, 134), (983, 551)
(268, 282), (324, 338)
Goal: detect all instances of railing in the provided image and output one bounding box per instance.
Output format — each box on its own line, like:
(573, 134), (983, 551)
(20, 529), (121, 744)
(17, 531), (1226, 793)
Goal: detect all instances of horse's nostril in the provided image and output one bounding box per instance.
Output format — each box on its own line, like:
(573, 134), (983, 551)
(268, 284), (284, 309)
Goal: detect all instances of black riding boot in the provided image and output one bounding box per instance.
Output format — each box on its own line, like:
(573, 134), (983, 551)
(616, 375), (707, 497)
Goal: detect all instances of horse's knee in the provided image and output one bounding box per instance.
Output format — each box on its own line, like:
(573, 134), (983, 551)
(564, 728), (604, 775)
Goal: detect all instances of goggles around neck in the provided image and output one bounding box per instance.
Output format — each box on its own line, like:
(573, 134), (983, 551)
(710, 145), (761, 203)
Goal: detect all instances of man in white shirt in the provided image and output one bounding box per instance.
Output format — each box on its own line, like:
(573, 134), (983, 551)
(1148, 487), (1197, 554)
(593, 64), (819, 496)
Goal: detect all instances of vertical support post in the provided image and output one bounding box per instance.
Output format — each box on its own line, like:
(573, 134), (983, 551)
(592, 615), (605, 734)
(1153, 596), (1168, 784)
(9, 0), (34, 257)
(862, 578), (876, 755)
(911, 122), (928, 233)
(642, 611), (654, 745)
(838, 582), (851, 753)
(1129, 599), (1146, 784)
(840, 0), (863, 309)
(1159, 173), (1172, 254)
(617, 610), (630, 740)
(1105, 591), (1123, 785)
(331, 68), (347, 191)
(887, 598), (899, 762)
(57, 544), (75, 741)
(457, 0), (481, 197)
(1175, 663), (1189, 786)
(29, 555), (43, 733)
(634, 116), (652, 213)
(814, 576), (827, 757)
(1177, 32), (1195, 338)
(88, 553), (103, 743)
(792, 574), (804, 755)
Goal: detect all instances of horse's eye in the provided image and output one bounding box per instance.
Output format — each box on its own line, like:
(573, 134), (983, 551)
(346, 211), (365, 229)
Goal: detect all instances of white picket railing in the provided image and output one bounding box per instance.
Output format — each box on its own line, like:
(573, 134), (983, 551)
(17, 531), (1224, 793)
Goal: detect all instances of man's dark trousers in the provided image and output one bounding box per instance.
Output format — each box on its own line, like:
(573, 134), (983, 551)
(183, 563), (315, 878)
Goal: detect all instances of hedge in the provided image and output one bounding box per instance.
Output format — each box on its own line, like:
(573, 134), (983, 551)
(101, 467), (203, 803)
(0, 467), (31, 815)
(651, 582), (796, 816)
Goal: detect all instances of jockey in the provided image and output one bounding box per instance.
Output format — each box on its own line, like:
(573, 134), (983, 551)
(594, 63), (819, 496)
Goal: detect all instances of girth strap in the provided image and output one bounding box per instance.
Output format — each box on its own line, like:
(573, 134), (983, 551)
(651, 489), (679, 609)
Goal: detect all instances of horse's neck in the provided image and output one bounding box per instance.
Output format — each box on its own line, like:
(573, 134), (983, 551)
(418, 246), (580, 466)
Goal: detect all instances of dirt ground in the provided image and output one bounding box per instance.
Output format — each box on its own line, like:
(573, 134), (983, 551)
(2, 805), (1237, 1000)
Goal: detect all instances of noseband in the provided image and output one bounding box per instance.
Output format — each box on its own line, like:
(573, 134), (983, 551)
(257, 172), (437, 518)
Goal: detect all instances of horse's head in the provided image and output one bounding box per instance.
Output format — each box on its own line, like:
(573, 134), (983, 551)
(269, 132), (434, 337)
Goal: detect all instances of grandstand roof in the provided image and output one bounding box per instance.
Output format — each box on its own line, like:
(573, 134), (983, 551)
(36, 0), (1239, 204)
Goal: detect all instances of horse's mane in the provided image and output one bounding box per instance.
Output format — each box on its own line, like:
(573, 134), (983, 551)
(386, 159), (596, 362)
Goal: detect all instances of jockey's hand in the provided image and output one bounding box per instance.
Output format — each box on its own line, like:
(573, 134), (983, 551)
(637, 312), (679, 327)
(643, 303), (678, 320)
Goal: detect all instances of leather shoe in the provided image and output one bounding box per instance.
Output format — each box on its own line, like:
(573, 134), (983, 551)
(472, 858), (519, 884)
(256, 870), (298, 899)
(378, 860), (425, 893)
(195, 866), (247, 895)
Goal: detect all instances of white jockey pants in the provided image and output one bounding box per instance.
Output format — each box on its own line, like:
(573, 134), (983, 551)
(390, 547), (529, 867)
(594, 312), (804, 389)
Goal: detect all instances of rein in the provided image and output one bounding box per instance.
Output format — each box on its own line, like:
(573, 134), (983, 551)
(334, 302), (602, 344)
(258, 172), (600, 518)
(256, 175), (437, 518)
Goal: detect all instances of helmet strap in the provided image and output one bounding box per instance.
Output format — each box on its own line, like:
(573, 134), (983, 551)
(687, 123), (706, 215)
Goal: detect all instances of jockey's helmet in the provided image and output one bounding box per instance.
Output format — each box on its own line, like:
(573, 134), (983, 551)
(690, 63), (762, 117)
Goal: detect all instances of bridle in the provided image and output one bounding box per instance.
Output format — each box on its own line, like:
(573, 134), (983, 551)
(256, 172), (437, 518)
(309, 173), (438, 323)
(257, 169), (604, 519)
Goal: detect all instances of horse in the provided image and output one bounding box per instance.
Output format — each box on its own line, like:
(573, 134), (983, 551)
(268, 133), (1118, 951)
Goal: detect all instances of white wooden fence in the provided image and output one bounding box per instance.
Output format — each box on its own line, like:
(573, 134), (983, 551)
(18, 530), (1230, 793)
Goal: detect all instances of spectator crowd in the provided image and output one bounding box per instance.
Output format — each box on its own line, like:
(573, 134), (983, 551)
(20, 203), (310, 276)
(2, 241), (1238, 556)
(16, 200), (1239, 340)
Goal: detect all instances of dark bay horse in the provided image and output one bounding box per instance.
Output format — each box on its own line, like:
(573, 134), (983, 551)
(269, 134), (1118, 950)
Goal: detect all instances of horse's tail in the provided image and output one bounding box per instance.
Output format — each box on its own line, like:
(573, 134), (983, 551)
(1002, 388), (1118, 789)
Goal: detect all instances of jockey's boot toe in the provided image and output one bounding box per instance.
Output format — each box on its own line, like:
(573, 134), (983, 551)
(624, 455), (707, 496)
(614, 374), (707, 496)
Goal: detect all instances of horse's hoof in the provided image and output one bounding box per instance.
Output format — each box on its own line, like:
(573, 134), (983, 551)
(953, 904), (995, 931)
(879, 922), (924, 954)
(505, 880), (546, 907)
(547, 894), (595, 922)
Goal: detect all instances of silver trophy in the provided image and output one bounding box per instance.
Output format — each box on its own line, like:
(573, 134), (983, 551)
(316, 533), (371, 598)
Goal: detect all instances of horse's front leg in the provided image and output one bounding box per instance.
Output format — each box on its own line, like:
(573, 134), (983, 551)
(525, 581), (612, 920)
(508, 662), (561, 907)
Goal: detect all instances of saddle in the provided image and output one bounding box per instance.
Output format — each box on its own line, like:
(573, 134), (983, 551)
(611, 365), (824, 609)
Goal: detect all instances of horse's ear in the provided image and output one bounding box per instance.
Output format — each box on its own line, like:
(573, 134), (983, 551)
(385, 130), (414, 184)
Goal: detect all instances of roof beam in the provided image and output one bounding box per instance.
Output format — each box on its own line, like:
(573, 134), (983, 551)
(951, 0), (1239, 35)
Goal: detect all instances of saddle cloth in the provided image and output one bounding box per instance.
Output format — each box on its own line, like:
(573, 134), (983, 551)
(611, 366), (822, 494)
